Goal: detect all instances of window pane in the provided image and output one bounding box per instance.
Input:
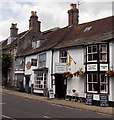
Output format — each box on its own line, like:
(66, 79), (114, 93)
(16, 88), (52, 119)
(88, 83), (92, 91)
(88, 46), (91, 53)
(93, 74), (97, 82)
(88, 54), (92, 61)
(92, 46), (97, 52)
(100, 45), (106, 53)
(101, 53), (107, 61)
(93, 54), (97, 60)
(88, 74), (92, 82)
(93, 83), (98, 91)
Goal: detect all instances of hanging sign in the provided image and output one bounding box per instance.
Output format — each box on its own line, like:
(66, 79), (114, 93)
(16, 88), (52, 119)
(26, 61), (31, 70)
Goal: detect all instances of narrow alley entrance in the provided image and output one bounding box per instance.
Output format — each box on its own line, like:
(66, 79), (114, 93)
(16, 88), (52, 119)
(25, 76), (30, 93)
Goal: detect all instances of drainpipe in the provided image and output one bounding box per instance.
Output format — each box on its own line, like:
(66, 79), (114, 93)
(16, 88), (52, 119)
(51, 49), (54, 88)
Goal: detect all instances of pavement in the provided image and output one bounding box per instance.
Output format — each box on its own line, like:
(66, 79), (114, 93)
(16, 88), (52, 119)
(1, 87), (114, 116)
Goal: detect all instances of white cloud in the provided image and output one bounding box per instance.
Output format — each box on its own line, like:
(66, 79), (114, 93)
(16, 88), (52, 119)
(0, 0), (113, 41)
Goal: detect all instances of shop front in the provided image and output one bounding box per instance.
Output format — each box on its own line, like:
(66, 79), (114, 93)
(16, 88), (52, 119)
(33, 68), (48, 94)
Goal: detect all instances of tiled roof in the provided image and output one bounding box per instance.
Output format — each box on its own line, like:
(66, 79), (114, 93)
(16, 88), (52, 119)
(20, 16), (114, 56)
(54, 16), (114, 49)
(20, 26), (72, 56)
(1, 30), (29, 50)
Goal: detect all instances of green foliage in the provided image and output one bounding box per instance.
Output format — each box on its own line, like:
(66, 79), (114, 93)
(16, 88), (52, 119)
(1, 52), (11, 87)
(1, 52), (11, 68)
(2, 77), (7, 86)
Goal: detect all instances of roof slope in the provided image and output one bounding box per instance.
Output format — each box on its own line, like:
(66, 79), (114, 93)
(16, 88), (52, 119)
(54, 16), (114, 49)
(21, 15), (114, 56)
(1, 30), (28, 50)
(20, 26), (73, 56)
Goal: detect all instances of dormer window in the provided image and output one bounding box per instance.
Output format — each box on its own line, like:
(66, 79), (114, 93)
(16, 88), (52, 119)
(32, 39), (45, 49)
(7, 37), (16, 45)
(84, 26), (92, 32)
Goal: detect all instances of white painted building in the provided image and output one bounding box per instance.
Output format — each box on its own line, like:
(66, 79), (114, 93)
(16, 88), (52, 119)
(14, 3), (114, 106)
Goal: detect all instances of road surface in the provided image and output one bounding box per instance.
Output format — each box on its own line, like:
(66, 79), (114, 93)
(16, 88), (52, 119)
(2, 94), (112, 119)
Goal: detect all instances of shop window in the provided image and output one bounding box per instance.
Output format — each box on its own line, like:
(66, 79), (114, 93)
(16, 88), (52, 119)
(31, 59), (37, 66)
(34, 72), (47, 89)
(39, 53), (46, 68)
(100, 44), (107, 62)
(87, 74), (98, 92)
(87, 45), (97, 62)
(100, 73), (108, 93)
(60, 50), (67, 63)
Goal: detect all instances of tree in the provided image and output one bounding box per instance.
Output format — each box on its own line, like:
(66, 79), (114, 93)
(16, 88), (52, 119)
(1, 52), (11, 86)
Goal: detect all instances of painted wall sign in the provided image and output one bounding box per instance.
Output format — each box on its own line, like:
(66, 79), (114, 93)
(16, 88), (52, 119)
(26, 61), (31, 70)
(100, 94), (109, 107)
(87, 64), (97, 71)
(55, 63), (67, 73)
(100, 64), (108, 71)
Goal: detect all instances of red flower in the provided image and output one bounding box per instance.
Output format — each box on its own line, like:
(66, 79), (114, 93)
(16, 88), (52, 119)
(105, 69), (114, 76)
(73, 69), (85, 77)
(63, 72), (73, 79)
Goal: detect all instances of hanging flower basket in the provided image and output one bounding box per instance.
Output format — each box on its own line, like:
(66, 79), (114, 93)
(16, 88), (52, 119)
(73, 69), (85, 77)
(63, 72), (73, 79)
(105, 69), (114, 76)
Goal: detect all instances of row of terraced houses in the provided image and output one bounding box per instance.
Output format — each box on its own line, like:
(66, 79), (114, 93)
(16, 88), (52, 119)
(1, 3), (114, 106)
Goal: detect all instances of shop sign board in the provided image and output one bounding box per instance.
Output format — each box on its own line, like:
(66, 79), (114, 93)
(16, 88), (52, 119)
(48, 89), (55, 99)
(87, 64), (97, 71)
(85, 94), (93, 105)
(55, 63), (67, 73)
(100, 64), (108, 71)
(100, 94), (109, 107)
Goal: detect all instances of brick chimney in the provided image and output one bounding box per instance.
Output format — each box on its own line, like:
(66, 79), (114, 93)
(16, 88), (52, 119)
(10, 23), (18, 37)
(29, 11), (41, 33)
(68, 3), (79, 26)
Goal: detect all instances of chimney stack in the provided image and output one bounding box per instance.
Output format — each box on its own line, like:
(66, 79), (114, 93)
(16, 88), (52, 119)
(10, 23), (18, 37)
(29, 11), (41, 33)
(68, 3), (79, 26)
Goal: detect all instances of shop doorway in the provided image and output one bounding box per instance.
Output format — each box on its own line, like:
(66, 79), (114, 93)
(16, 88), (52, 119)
(25, 76), (30, 93)
(55, 74), (67, 98)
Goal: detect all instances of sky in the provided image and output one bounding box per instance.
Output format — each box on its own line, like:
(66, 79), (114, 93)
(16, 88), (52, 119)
(0, 0), (114, 41)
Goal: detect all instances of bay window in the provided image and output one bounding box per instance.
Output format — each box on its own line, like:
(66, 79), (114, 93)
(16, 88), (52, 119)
(86, 43), (109, 94)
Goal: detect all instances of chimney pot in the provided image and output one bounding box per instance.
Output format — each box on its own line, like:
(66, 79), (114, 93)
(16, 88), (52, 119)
(10, 23), (18, 37)
(68, 3), (79, 26)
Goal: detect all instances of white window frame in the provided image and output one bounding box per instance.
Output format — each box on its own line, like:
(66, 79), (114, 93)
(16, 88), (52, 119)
(87, 74), (98, 93)
(100, 73), (108, 93)
(34, 72), (47, 89)
(99, 44), (107, 62)
(87, 45), (97, 62)
(59, 50), (67, 63)
(39, 53), (46, 68)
